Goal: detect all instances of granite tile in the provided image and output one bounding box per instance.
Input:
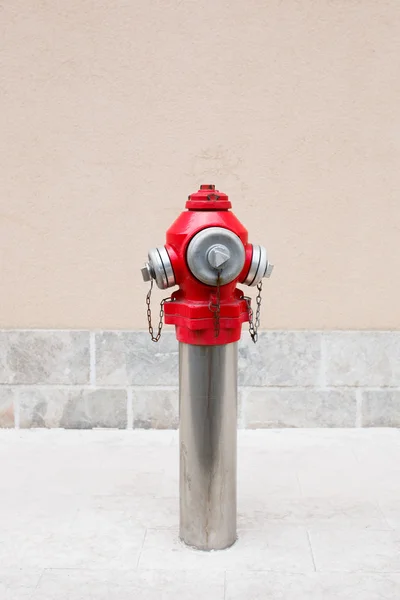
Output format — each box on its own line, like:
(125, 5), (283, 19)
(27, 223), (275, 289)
(351, 433), (400, 473)
(32, 569), (224, 600)
(243, 388), (356, 428)
(0, 331), (90, 384)
(0, 569), (43, 600)
(17, 524), (146, 569)
(0, 491), (79, 533)
(238, 497), (388, 530)
(77, 494), (179, 529)
(96, 331), (178, 386)
(378, 499), (400, 529)
(362, 390), (400, 427)
(1, 329), (400, 431)
(16, 387), (127, 429)
(238, 450), (301, 499)
(297, 463), (372, 499)
(132, 388), (179, 429)
(226, 571), (400, 599)
(325, 332), (400, 387)
(139, 526), (314, 572)
(309, 527), (400, 572)
(238, 332), (321, 387)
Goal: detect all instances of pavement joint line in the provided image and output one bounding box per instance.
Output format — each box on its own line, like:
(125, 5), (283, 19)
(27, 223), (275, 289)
(306, 530), (317, 572)
(376, 500), (393, 531)
(136, 528), (148, 570)
(32, 569), (45, 596)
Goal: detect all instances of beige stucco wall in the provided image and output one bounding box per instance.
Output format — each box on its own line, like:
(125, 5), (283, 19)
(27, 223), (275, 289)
(1, 0), (399, 330)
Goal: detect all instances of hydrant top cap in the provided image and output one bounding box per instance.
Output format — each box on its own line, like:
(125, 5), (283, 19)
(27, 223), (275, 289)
(186, 184), (232, 210)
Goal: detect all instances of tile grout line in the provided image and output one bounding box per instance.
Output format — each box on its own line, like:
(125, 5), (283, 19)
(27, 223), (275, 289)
(375, 500), (393, 531)
(223, 570), (227, 600)
(306, 529), (317, 572)
(89, 332), (96, 387)
(356, 389), (363, 428)
(30, 568), (45, 598)
(136, 528), (147, 570)
(2, 384), (181, 392)
(127, 388), (133, 430)
(318, 333), (327, 389)
(14, 394), (20, 430)
(1, 383), (400, 391)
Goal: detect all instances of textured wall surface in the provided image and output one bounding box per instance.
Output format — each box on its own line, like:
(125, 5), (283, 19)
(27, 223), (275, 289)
(1, 330), (400, 429)
(1, 0), (400, 330)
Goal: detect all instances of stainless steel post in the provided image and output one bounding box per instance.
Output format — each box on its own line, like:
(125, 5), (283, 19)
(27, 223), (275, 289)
(179, 341), (238, 551)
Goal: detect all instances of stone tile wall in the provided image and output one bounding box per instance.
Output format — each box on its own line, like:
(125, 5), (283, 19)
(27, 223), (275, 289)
(0, 330), (399, 428)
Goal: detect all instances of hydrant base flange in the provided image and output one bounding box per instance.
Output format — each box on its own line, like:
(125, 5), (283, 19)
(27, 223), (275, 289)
(164, 291), (250, 345)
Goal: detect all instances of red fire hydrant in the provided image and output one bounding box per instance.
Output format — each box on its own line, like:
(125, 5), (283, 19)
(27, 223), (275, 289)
(141, 185), (273, 550)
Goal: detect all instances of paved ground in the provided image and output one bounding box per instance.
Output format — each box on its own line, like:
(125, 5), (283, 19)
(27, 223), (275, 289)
(1, 429), (400, 599)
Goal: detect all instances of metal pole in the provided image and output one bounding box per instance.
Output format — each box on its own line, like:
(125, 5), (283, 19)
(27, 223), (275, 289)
(179, 341), (238, 551)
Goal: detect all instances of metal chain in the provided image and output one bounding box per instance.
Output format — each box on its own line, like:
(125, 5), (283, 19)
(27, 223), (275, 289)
(146, 274), (263, 343)
(146, 279), (171, 342)
(248, 281), (263, 344)
(209, 271), (222, 338)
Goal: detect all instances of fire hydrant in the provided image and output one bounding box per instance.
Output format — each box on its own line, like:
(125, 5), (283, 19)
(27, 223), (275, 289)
(141, 185), (273, 551)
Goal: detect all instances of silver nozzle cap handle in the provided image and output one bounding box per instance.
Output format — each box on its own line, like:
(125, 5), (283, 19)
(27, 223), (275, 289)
(141, 264), (152, 282)
(264, 262), (274, 278)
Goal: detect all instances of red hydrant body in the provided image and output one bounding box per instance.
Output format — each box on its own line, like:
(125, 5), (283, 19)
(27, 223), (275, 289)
(142, 185), (272, 346)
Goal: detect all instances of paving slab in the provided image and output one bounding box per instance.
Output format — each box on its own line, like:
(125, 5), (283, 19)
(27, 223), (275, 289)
(1, 429), (400, 598)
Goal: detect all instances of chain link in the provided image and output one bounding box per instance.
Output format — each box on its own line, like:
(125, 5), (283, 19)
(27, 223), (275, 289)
(248, 281), (263, 344)
(146, 279), (171, 342)
(209, 271), (222, 338)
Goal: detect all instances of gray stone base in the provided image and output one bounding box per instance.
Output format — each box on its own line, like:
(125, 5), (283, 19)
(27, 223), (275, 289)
(0, 330), (399, 429)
